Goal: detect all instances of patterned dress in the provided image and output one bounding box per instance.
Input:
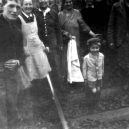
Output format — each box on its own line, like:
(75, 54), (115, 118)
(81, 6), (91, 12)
(59, 9), (90, 47)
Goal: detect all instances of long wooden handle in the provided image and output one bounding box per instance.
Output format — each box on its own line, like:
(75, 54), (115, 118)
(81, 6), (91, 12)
(46, 74), (69, 129)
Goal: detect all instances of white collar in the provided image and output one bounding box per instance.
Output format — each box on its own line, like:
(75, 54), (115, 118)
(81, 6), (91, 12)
(39, 7), (51, 16)
(22, 11), (33, 18)
(44, 7), (50, 16)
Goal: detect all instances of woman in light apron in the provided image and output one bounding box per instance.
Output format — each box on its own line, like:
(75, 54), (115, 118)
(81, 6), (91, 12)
(19, 0), (51, 81)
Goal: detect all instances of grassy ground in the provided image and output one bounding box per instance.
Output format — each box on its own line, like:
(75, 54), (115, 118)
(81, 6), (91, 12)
(0, 44), (129, 129)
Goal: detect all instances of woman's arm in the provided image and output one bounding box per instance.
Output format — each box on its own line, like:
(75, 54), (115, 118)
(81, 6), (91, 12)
(77, 10), (96, 37)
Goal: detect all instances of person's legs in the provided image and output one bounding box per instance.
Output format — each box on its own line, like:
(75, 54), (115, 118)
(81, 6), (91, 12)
(85, 81), (96, 110)
(53, 49), (62, 77)
(88, 81), (96, 92)
(4, 71), (19, 128)
(48, 48), (66, 93)
(61, 44), (68, 81)
(0, 74), (8, 129)
(92, 80), (101, 111)
(96, 79), (102, 92)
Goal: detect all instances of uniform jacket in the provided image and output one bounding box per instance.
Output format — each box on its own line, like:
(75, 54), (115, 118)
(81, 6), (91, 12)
(33, 8), (62, 49)
(107, 0), (129, 47)
(0, 14), (24, 63)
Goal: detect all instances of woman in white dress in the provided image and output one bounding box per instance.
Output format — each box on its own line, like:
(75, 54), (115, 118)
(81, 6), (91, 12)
(19, 0), (51, 82)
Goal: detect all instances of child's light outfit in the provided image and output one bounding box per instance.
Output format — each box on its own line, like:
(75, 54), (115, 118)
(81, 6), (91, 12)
(19, 14), (51, 81)
(82, 52), (104, 91)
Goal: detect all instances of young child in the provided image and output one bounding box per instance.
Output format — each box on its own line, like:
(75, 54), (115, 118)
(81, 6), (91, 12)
(82, 37), (104, 109)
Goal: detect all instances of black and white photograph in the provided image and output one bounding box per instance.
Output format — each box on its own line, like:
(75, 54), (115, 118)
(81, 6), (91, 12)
(1, 0), (129, 129)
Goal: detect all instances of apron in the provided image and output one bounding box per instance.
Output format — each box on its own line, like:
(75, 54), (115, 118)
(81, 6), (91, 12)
(19, 15), (51, 81)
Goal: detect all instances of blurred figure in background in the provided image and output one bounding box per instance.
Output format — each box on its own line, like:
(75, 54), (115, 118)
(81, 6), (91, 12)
(107, 0), (129, 89)
(85, 0), (94, 8)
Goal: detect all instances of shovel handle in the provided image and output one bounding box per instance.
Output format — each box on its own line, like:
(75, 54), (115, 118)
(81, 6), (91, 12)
(46, 74), (69, 129)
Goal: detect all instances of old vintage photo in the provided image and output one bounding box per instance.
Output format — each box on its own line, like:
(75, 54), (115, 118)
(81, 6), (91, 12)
(0, 0), (129, 129)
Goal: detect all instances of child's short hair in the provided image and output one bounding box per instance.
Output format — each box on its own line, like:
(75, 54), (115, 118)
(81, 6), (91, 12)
(87, 37), (101, 47)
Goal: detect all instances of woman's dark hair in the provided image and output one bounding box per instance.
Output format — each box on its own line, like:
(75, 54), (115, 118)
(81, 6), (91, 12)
(21, 0), (33, 6)
(61, 0), (73, 11)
